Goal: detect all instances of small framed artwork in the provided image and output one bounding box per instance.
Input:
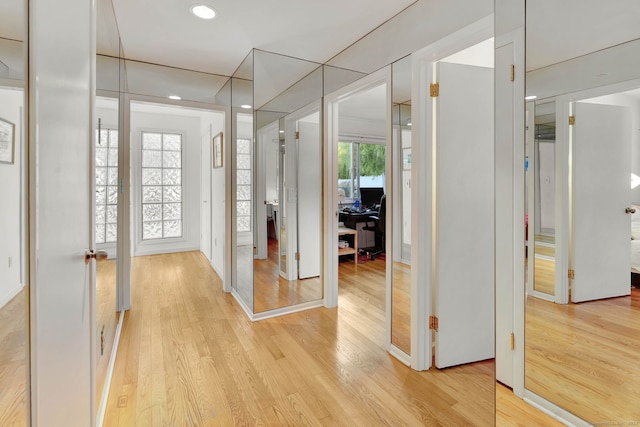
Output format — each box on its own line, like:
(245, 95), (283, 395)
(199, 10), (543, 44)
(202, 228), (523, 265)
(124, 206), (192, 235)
(0, 117), (15, 165)
(213, 132), (223, 168)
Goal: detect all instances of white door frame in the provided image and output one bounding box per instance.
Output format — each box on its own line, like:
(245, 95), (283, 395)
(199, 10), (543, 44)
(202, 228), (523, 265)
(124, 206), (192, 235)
(323, 67), (393, 350)
(411, 15), (494, 371)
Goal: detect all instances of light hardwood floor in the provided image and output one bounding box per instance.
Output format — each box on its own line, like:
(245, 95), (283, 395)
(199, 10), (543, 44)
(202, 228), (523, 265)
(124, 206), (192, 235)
(105, 251), (497, 425)
(97, 258), (119, 408)
(525, 288), (640, 423)
(253, 238), (322, 313)
(0, 289), (27, 427)
(392, 261), (411, 355)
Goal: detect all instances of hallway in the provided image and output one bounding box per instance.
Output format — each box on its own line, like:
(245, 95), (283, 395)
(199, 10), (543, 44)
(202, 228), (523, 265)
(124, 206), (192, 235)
(104, 251), (495, 425)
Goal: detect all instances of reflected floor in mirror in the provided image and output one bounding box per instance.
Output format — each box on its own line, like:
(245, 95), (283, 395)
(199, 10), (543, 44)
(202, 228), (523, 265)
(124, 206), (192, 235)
(96, 258), (119, 408)
(392, 261), (410, 354)
(254, 238), (322, 313)
(496, 384), (563, 426)
(105, 251), (494, 426)
(0, 288), (27, 427)
(533, 235), (555, 295)
(526, 288), (640, 423)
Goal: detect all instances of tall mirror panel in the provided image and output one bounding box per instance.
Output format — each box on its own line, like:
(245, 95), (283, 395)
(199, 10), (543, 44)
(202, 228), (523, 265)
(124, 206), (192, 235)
(525, 1), (640, 422)
(0, 0), (28, 424)
(391, 56), (412, 355)
(96, 0), (123, 412)
(253, 50), (323, 314)
(231, 51), (255, 310)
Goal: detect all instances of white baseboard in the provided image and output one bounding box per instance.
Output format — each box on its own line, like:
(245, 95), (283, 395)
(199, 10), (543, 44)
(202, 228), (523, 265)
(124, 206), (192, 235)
(0, 283), (25, 310)
(133, 245), (200, 257)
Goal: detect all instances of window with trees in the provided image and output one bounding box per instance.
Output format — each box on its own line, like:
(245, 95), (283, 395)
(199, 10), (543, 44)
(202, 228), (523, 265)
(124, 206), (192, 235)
(95, 127), (118, 244)
(338, 141), (386, 200)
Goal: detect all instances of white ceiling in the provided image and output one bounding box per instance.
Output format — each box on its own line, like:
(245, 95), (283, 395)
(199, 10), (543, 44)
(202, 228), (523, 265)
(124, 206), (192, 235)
(108, 0), (417, 77)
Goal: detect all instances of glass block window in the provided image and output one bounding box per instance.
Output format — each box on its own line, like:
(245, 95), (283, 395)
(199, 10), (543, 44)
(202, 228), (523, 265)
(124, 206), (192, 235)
(95, 127), (119, 244)
(141, 131), (183, 240)
(236, 138), (252, 233)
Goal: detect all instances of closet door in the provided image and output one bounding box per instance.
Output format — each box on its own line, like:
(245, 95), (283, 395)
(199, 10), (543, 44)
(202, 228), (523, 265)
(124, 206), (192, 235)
(571, 102), (631, 302)
(434, 61), (495, 368)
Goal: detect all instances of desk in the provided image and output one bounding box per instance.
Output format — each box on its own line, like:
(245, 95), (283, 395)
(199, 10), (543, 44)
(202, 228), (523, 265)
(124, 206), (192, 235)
(338, 226), (358, 264)
(338, 210), (375, 229)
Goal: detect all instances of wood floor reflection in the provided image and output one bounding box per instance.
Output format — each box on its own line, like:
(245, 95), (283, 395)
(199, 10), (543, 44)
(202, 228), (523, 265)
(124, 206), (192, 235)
(0, 289), (27, 427)
(105, 251), (495, 426)
(526, 288), (640, 423)
(392, 261), (410, 354)
(96, 258), (119, 408)
(253, 238), (322, 313)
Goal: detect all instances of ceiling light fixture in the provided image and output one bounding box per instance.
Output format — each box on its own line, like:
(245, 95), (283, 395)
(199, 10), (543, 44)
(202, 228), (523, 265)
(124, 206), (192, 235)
(190, 4), (216, 20)
(525, 95), (537, 101)
(241, 104), (252, 109)
(168, 95), (182, 100)
(407, 122), (412, 126)
(279, 130), (285, 133)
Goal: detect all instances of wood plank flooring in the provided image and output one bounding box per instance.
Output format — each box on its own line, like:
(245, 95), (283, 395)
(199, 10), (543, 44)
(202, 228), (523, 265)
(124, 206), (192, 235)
(392, 261), (411, 355)
(97, 258), (119, 408)
(525, 288), (640, 423)
(105, 251), (498, 426)
(0, 289), (27, 427)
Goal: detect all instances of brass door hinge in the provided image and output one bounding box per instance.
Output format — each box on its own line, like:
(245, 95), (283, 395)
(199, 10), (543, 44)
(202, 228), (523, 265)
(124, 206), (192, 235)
(295, 252), (300, 261)
(510, 64), (515, 82)
(510, 333), (515, 351)
(429, 315), (439, 331)
(430, 83), (440, 98)
(568, 269), (575, 279)
(295, 131), (300, 139)
(569, 115), (576, 125)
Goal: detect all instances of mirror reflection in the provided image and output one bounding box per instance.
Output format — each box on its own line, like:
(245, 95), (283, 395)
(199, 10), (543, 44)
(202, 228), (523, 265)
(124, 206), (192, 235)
(391, 56), (412, 355)
(525, 1), (640, 422)
(526, 100), (556, 298)
(252, 51), (323, 313)
(0, 0), (28, 424)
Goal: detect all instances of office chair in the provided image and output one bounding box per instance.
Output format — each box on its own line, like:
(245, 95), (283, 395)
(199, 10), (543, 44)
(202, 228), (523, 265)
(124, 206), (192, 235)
(362, 194), (386, 260)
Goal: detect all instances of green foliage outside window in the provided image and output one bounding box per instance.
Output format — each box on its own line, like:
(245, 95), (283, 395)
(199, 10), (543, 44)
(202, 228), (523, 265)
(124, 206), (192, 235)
(359, 144), (385, 176)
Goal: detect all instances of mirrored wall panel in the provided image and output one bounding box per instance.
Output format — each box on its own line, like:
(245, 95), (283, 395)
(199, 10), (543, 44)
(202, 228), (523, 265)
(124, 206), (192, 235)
(391, 56), (412, 355)
(231, 51), (255, 310)
(525, 1), (640, 422)
(252, 50), (323, 314)
(0, 0), (28, 424)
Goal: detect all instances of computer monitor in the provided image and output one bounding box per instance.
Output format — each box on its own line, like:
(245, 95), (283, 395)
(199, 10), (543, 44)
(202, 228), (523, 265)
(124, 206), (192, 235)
(360, 187), (385, 209)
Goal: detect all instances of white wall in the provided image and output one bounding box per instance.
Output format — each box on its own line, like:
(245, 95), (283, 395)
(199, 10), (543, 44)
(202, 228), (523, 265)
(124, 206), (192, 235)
(0, 87), (24, 308)
(131, 106), (202, 256)
(202, 114), (225, 277)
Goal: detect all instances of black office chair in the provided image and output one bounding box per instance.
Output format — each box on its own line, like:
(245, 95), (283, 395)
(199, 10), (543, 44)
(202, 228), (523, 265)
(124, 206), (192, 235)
(362, 194), (386, 260)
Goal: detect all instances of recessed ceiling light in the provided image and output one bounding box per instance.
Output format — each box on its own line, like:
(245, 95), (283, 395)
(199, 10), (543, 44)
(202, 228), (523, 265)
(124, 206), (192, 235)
(168, 95), (181, 100)
(407, 122), (412, 126)
(241, 104), (252, 109)
(525, 95), (537, 101)
(190, 4), (216, 20)
(279, 130), (285, 133)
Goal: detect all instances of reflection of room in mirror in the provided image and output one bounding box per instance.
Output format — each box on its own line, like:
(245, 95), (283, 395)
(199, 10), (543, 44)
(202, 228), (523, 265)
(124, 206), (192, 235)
(520, 3), (640, 420)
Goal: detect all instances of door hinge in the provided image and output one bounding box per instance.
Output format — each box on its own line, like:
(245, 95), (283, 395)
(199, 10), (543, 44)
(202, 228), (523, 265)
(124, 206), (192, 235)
(429, 315), (439, 331)
(430, 83), (439, 98)
(295, 252), (300, 261)
(510, 333), (515, 351)
(295, 131), (300, 139)
(510, 64), (515, 82)
(569, 115), (576, 125)
(568, 269), (575, 279)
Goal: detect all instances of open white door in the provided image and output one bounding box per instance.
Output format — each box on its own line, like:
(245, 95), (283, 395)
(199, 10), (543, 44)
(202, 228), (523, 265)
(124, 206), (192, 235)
(434, 61), (495, 368)
(297, 117), (321, 279)
(571, 102), (632, 302)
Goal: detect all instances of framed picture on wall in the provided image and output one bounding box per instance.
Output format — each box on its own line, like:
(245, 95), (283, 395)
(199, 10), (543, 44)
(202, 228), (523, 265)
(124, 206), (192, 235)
(213, 132), (223, 168)
(0, 117), (15, 164)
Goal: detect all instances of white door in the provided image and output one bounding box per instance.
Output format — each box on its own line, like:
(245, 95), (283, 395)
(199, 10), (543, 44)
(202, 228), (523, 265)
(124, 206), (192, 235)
(434, 62), (495, 368)
(571, 102), (632, 302)
(297, 118), (321, 279)
(31, 0), (94, 423)
(201, 129), (212, 261)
